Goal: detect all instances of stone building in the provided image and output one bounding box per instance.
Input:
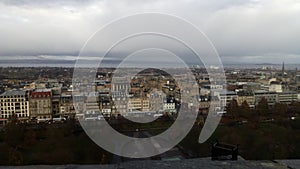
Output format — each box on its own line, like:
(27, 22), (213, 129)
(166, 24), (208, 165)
(128, 97), (150, 112)
(0, 89), (30, 124)
(29, 89), (52, 120)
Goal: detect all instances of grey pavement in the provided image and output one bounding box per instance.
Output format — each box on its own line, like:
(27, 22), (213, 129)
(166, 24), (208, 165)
(1, 158), (299, 169)
(276, 160), (300, 169)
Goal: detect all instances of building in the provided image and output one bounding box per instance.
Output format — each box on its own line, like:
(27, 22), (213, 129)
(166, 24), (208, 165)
(99, 97), (112, 116)
(199, 96), (211, 114)
(60, 94), (76, 118)
(295, 75), (300, 86)
(149, 90), (164, 112)
(278, 92), (298, 104)
(72, 94), (86, 114)
(111, 77), (130, 93)
(269, 82), (282, 93)
(0, 89), (30, 124)
(242, 82), (261, 91)
(214, 90), (237, 108)
(237, 91), (255, 108)
(83, 92), (99, 114)
(163, 98), (176, 112)
(29, 89), (52, 120)
(51, 95), (61, 117)
(254, 90), (278, 106)
(111, 77), (130, 115)
(111, 91), (128, 115)
(128, 97), (150, 112)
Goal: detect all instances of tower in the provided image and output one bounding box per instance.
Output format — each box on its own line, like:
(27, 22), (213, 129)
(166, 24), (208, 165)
(281, 56), (285, 76)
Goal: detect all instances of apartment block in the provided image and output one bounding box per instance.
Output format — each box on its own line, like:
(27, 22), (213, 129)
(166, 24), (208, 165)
(29, 89), (52, 120)
(128, 97), (150, 112)
(0, 90), (30, 123)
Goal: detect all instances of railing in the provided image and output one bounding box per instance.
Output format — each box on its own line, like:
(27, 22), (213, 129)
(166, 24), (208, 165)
(211, 140), (238, 160)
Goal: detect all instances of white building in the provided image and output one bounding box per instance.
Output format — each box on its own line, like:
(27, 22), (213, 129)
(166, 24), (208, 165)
(213, 90), (237, 108)
(0, 90), (30, 124)
(128, 97), (150, 112)
(163, 98), (176, 112)
(278, 92), (298, 104)
(254, 90), (278, 106)
(269, 83), (282, 93)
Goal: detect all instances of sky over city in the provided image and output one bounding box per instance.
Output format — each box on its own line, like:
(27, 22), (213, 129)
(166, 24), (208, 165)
(0, 0), (300, 64)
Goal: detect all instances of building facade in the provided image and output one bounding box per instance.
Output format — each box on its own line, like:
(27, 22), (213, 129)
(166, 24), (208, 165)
(237, 91), (255, 108)
(128, 97), (150, 112)
(60, 94), (76, 118)
(29, 89), (52, 120)
(278, 92), (298, 104)
(0, 90), (30, 124)
(99, 96), (112, 116)
(254, 90), (278, 106)
(163, 98), (176, 112)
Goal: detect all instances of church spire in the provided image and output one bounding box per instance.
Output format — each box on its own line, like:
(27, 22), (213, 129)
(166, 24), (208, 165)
(282, 56), (285, 76)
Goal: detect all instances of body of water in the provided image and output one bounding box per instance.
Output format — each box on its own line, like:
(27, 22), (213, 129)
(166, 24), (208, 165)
(1, 59), (300, 70)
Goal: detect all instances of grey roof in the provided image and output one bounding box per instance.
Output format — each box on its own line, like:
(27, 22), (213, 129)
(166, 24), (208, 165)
(0, 89), (27, 97)
(35, 89), (52, 92)
(278, 91), (298, 94)
(237, 91), (254, 96)
(220, 91), (237, 96)
(254, 90), (277, 94)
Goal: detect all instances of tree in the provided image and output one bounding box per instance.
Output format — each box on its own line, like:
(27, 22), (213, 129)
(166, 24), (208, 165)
(240, 100), (251, 119)
(8, 148), (23, 165)
(256, 97), (269, 116)
(4, 114), (24, 149)
(272, 103), (288, 117)
(23, 129), (37, 147)
(226, 99), (240, 119)
(289, 101), (300, 114)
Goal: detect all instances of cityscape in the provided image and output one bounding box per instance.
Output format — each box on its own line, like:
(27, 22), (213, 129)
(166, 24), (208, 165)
(1, 0), (300, 168)
(0, 63), (297, 124)
(0, 63), (300, 167)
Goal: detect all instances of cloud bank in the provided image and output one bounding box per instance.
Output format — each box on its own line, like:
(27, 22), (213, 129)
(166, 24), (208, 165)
(0, 0), (299, 64)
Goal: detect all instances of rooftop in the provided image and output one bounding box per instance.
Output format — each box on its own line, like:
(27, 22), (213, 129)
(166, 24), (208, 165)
(254, 90), (277, 94)
(1, 158), (298, 169)
(0, 89), (27, 97)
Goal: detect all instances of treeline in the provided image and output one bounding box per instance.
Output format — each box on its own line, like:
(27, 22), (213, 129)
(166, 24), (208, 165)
(181, 118), (300, 160)
(226, 98), (300, 121)
(0, 117), (112, 165)
(179, 100), (300, 160)
(180, 117), (300, 160)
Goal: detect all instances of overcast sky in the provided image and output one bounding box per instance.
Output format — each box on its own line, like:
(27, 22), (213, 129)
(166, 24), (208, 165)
(0, 0), (300, 64)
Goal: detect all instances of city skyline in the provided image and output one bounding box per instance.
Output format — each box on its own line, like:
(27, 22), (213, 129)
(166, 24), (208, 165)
(1, 1), (300, 167)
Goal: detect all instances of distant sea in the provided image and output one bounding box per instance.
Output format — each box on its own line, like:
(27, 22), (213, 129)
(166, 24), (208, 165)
(0, 59), (300, 70)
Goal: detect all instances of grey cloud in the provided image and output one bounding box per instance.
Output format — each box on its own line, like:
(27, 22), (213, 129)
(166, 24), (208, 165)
(0, 0), (98, 8)
(0, 0), (299, 64)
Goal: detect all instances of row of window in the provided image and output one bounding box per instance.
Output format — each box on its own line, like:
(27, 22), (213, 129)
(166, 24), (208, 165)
(30, 111), (51, 114)
(1, 103), (28, 106)
(30, 100), (51, 104)
(0, 95), (25, 98)
(0, 107), (28, 110)
(0, 99), (26, 102)
(1, 114), (28, 118)
(31, 95), (51, 98)
(1, 110), (28, 113)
